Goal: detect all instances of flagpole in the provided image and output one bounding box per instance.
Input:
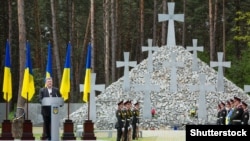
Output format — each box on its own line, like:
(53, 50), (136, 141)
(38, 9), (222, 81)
(26, 92), (29, 120)
(88, 93), (90, 120)
(6, 93), (8, 119)
(68, 92), (70, 119)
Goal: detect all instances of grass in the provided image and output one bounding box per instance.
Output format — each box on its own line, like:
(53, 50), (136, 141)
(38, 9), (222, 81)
(1, 127), (185, 141)
(97, 137), (157, 141)
(32, 133), (157, 141)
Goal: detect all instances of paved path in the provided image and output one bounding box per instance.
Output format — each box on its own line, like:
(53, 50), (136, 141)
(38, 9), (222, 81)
(142, 130), (185, 141)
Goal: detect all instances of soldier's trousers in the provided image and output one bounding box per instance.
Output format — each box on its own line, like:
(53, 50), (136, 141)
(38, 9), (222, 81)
(116, 128), (123, 141)
(132, 124), (137, 140)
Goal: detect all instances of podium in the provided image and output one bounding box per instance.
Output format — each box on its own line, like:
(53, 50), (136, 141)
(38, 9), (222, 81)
(42, 97), (64, 141)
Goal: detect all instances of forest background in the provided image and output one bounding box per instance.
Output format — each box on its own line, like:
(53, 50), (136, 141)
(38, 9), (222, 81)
(0, 0), (250, 135)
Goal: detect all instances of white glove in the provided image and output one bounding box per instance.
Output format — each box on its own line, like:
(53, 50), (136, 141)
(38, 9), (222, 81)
(122, 128), (124, 131)
(136, 123), (139, 127)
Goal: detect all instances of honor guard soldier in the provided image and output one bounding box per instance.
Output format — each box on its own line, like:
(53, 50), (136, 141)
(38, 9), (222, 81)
(241, 101), (249, 125)
(123, 100), (132, 141)
(219, 102), (227, 125)
(216, 104), (221, 125)
(116, 100), (125, 141)
(127, 100), (133, 141)
(132, 101), (140, 140)
(230, 96), (244, 125)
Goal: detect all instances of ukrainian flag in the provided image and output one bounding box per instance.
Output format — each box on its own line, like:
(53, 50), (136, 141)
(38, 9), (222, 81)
(2, 40), (12, 102)
(45, 42), (53, 81)
(83, 43), (92, 102)
(21, 41), (35, 101)
(60, 42), (71, 101)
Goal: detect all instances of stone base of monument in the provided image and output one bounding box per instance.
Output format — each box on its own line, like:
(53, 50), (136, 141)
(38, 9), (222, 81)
(0, 120), (14, 140)
(21, 120), (35, 140)
(81, 120), (96, 140)
(61, 119), (76, 140)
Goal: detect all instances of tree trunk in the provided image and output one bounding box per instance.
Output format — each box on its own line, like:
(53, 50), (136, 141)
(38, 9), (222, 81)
(104, 0), (110, 86)
(222, 0), (226, 61)
(182, 0), (186, 48)
(70, 0), (76, 102)
(33, 0), (42, 69)
(91, 0), (95, 72)
(111, 0), (117, 83)
(153, 0), (157, 45)
(161, 0), (167, 46)
(8, 0), (12, 46)
(116, 0), (121, 79)
(139, 0), (144, 61)
(214, 0), (218, 53)
(50, 0), (61, 84)
(13, 0), (27, 138)
(78, 11), (90, 97)
(209, 0), (215, 61)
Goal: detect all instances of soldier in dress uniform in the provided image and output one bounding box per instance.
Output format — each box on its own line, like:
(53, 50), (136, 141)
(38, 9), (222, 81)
(219, 102), (227, 125)
(241, 101), (249, 125)
(116, 100), (125, 141)
(122, 100), (129, 141)
(123, 100), (132, 141)
(216, 104), (221, 125)
(127, 100), (133, 141)
(230, 96), (244, 125)
(132, 101), (140, 140)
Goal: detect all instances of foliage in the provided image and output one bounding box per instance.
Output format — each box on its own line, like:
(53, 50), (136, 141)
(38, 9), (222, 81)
(232, 11), (250, 47)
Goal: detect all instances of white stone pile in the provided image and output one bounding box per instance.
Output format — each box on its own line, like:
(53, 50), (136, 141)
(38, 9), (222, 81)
(68, 45), (250, 130)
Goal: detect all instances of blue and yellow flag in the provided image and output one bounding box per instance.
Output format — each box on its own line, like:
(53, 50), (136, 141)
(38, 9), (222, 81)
(45, 42), (53, 81)
(60, 42), (71, 101)
(2, 40), (12, 102)
(83, 43), (92, 102)
(21, 41), (35, 101)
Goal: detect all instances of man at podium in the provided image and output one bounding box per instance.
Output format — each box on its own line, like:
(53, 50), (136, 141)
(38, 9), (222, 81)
(39, 77), (62, 140)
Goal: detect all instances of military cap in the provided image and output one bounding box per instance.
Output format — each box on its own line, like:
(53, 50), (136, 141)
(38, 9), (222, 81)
(234, 96), (241, 102)
(242, 101), (248, 107)
(220, 101), (225, 106)
(117, 100), (123, 105)
(134, 101), (139, 105)
(123, 100), (129, 105)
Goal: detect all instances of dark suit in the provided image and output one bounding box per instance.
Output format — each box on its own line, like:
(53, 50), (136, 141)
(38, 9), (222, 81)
(219, 108), (227, 125)
(132, 108), (140, 139)
(116, 109), (125, 141)
(230, 106), (244, 125)
(241, 110), (249, 125)
(39, 87), (61, 140)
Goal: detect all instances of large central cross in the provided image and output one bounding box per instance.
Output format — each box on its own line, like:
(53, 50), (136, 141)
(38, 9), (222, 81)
(186, 39), (204, 71)
(210, 52), (231, 92)
(163, 52), (184, 93)
(79, 73), (105, 122)
(142, 39), (159, 72)
(158, 2), (184, 46)
(133, 74), (160, 119)
(116, 52), (137, 93)
(188, 74), (215, 123)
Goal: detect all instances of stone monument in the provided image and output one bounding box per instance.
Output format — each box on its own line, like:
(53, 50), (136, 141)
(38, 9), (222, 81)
(210, 52), (231, 92)
(186, 39), (204, 71)
(158, 2), (184, 46)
